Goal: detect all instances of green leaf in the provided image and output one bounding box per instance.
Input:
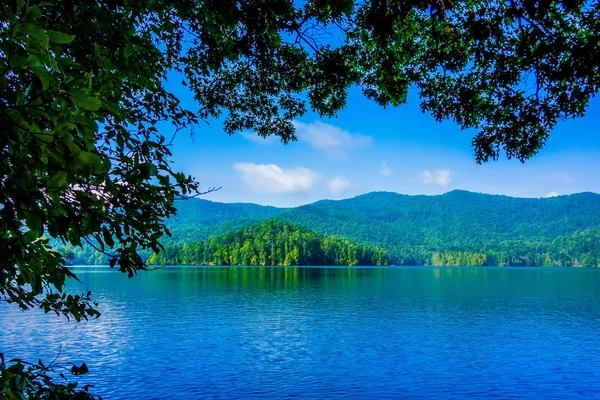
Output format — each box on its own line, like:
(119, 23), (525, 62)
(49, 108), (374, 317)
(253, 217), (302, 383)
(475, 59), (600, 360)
(80, 152), (104, 174)
(71, 363), (88, 376)
(18, 24), (49, 47)
(23, 5), (42, 21)
(139, 162), (158, 177)
(70, 95), (102, 111)
(23, 229), (39, 243)
(34, 133), (54, 143)
(102, 227), (115, 248)
(10, 54), (36, 69)
(66, 142), (81, 157)
(25, 212), (42, 236)
(29, 66), (54, 91)
(69, 90), (102, 111)
(73, 114), (98, 130)
(158, 174), (170, 186)
(48, 171), (68, 188)
(47, 30), (75, 44)
(68, 222), (81, 246)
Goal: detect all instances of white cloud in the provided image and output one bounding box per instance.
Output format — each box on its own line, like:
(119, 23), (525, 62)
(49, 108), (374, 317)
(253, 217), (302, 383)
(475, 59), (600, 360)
(327, 176), (354, 195)
(545, 191), (559, 198)
(240, 132), (279, 145)
(380, 161), (391, 177)
(543, 172), (574, 185)
(293, 121), (372, 157)
(233, 163), (320, 194)
(420, 169), (453, 187)
(555, 173), (574, 184)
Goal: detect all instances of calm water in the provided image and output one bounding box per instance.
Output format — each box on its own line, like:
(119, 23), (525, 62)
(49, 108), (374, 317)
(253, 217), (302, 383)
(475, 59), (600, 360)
(1, 266), (600, 399)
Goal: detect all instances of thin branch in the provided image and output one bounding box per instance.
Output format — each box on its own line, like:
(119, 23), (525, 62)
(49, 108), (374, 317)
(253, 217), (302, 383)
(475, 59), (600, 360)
(83, 236), (117, 258)
(168, 125), (185, 146)
(176, 186), (221, 200)
(146, 264), (167, 271)
(294, 25), (321, 54)
(33, 345), (63, 378)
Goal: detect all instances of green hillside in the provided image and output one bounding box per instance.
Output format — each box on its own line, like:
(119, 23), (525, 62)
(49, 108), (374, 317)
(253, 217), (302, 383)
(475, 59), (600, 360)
(277, 191), (600, 265)
(166, 199), (286, 240)
(283, 191), (600, 243)
(147, 220), (388, 266)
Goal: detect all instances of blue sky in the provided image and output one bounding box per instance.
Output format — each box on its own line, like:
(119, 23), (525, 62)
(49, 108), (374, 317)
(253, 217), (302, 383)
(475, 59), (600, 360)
(164, 80), (600, 207)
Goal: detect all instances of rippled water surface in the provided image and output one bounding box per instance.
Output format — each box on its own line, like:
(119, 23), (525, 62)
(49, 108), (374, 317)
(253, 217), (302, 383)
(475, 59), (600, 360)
(2, 266), (600, 399)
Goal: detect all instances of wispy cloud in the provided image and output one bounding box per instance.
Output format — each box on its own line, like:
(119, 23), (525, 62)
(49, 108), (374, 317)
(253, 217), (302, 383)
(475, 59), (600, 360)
(543, 172), (574, 185)
(233, 163), (320, 194)
(240, 132), (279, 145)
(293, 121), (372, 158)
(380, 161), (391, 177)
(545, 191), (559, 198)
(327, 176), (355, 195)
(420, 169), (453, 187)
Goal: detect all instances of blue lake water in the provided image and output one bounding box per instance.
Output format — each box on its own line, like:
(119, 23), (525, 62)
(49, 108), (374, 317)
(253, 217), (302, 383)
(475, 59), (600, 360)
(1, 266), (600, 399)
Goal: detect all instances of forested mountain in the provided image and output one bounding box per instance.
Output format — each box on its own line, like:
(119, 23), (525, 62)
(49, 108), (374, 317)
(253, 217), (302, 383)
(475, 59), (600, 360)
(63, 191), (600, 267)
(284, 191), (600, 244)
(147, 220), (388, 266)
(166, 199), (286, 240)
(278, 191), (600, 266)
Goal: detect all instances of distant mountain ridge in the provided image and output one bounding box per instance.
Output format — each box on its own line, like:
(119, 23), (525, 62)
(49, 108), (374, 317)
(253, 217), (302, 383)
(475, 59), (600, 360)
(167, 198), (284, 240)
(169, 190), (600, 241)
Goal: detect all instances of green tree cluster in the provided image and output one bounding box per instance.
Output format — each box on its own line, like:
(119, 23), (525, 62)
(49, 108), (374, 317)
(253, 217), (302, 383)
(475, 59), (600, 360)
(147, 220), (389, 266)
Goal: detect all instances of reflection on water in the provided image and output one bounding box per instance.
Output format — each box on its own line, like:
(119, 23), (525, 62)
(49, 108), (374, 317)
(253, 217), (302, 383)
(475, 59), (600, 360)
(1, 266), (600, 399)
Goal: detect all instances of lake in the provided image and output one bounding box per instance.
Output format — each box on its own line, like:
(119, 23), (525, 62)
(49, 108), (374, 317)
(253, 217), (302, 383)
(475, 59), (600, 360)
(1, 266), (600, 399)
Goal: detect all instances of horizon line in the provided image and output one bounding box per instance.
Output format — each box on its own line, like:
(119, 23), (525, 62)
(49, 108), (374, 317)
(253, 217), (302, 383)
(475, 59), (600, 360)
(178, 189), (600, 208)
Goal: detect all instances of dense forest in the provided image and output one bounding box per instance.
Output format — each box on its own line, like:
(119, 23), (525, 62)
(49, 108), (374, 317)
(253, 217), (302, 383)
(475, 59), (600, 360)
(278, 191), (600, 266)
(59, 191), (600, 267)
(146, 220), (389, 266)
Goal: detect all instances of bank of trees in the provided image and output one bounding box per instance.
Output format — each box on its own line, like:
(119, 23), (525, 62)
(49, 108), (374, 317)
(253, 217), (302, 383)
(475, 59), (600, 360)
(147, 221), (389, 266)
(383, 228), (600, 267)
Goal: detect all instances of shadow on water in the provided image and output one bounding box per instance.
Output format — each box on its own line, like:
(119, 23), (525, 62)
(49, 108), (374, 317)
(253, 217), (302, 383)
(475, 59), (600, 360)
(79, 264), (600, 300)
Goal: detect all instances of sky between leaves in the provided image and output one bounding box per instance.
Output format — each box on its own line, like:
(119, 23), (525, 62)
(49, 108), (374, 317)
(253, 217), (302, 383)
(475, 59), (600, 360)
(163, 75), (600, 207)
